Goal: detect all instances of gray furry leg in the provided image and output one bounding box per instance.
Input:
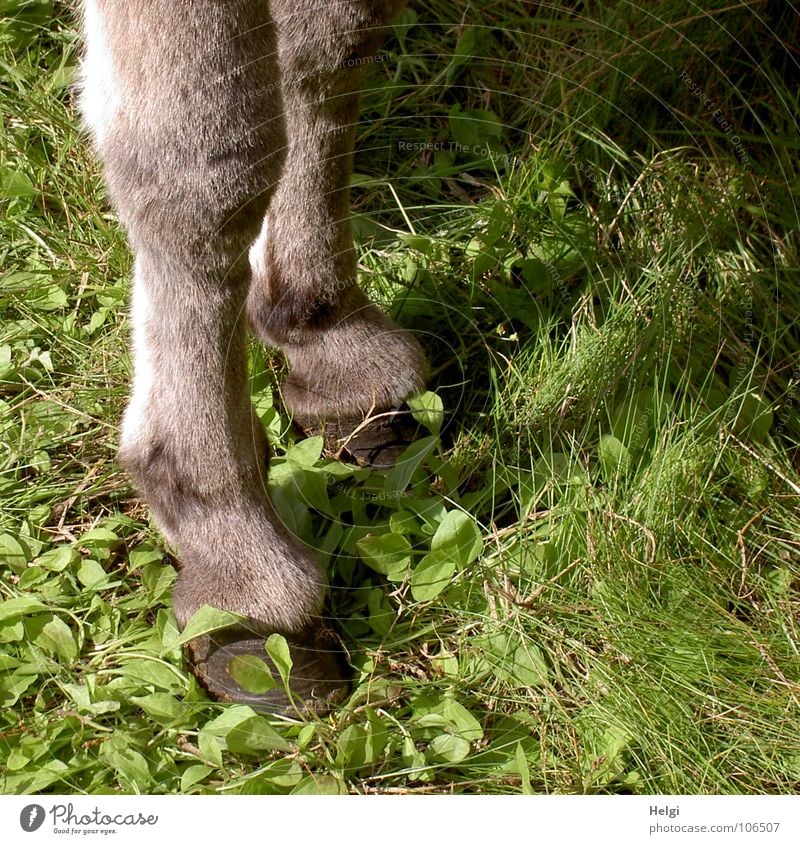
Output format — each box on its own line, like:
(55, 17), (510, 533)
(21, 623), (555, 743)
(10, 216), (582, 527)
(79, 0), (326, 637)
(247, 0), (428, 426)
(120, 254), (327, 635)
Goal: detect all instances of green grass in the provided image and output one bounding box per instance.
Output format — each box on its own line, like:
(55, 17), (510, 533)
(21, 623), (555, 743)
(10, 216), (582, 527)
(1, 0), (799, 794)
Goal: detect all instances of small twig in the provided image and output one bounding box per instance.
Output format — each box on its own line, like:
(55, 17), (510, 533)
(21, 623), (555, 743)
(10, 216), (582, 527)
(53, 460), (107, 534)
(484, 578), (499, 619)
(749, 639), (800, 706)
(603, 510), (657, 565)
(487, 509), (551, 543)
(348, 694), (403, 717)
(604, 164), (652, 243)
(358, 783), (459, 794)
(500, 558), (582, 608)
(176, 736), (201, 756)
(586, 508), (597, 561)
(736, 508), (768, 599)
(333, 403), (415, 456)
(386, 181), (416, 235)
(19, 375), (117, 431)
(727, 432), (800, 496)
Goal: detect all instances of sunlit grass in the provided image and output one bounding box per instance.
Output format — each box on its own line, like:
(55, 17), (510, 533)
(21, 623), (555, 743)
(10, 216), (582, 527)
(1, 0), (798, 794)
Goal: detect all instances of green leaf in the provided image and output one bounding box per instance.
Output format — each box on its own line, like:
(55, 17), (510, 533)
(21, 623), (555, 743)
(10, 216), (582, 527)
(203, 705), (290, 755)
(413, 694), (483, 740)
(732, 392), (773, 442)
(0, 532), (31, 571)
(610, 387), (667, 450)
(400, 233), (433, 255)
(405, 496), (448, 531)
(441, 698), (483, 741)
(28, 282), (68, 312)
(533, 451), (587, 488)
(78, 526), (120, 553)
(48, 63), (74, 92)
(407, 391), (444, 435)
(431, 649), (459, 679)
(171, 605), (244, 649)
(410, 551), (456, 601)
(128, 543), (165, 570)
(86, 307), (109, 334)
(35, 545), (78, 572)
(357, 532), (412, 579)
(227, 654), (278, 694)
(0, 668), (39, 707)
(364, 709), (391, 762)
(180, 764), (210, 792)
(598, 434), (632, 478)
(449, 104), (503, 150)
(0, 165), (37, 199)
(429, 733), (471, 763)
(389, 510), (420, 535)
(286, 436), (324, 466)
(197, 732), (223, 768)
(336, 724), (369, 772)
(142, 564), (177, 603)
(577, 714), (634, 786)
(291, 775), (347, 795)
(0, 653), (19, 671)
(445, 26), (479, 82)
(516, 741), (534, 795)
(384, 435), (437, 496)
(478, 632), (549, 687)
(202, 705), (255, 737)
(269, 459), (332, 517)
(0, 345), (14, 379)
(0, 596), (48, 623)
(104, 746), (151, 790)
(431, 510), (483, 567)
(265, 633), (293, 688)
(0, 619), (24, 644)
(116, 659), (186, 693)
(76, 559), (110, 588)
(35, 616), (77, 661)
(131, 693), (188, 724)
(0, 760), (68, 795)
(226, 716), (291, 755)
(255, 758), (303, 788)
(367, 587), (394, 635)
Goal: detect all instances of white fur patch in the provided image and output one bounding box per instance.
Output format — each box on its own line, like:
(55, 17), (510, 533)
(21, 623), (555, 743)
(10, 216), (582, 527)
(248, 215), (270, 282)
(121, 264), (154, 447)
(77, 0), (122, 146)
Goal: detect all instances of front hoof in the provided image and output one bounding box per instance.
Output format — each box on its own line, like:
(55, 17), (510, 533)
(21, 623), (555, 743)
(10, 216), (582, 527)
(187, 624), (351, 714)
(296, 405), (423, 470)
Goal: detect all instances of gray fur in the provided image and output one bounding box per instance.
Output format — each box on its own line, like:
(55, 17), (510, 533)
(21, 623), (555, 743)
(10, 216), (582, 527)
(248, 0), (426, 422)
(79, 0), (426, 635)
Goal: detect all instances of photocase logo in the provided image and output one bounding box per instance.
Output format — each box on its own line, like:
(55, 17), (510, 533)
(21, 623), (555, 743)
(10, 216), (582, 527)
(20, 805), (45, 832)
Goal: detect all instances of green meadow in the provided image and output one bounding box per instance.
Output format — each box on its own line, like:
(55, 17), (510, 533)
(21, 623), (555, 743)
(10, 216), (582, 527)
(1, 0), (798, 794)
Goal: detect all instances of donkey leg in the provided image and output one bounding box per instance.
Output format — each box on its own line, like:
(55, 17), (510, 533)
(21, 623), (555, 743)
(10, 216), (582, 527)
(247, 0), (429, 466)
(79, 0), (348, 709)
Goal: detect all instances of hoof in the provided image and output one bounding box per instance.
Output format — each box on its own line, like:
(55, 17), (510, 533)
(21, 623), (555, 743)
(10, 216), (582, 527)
(187, 623), (351, 714)
(296, 405), (423, 470)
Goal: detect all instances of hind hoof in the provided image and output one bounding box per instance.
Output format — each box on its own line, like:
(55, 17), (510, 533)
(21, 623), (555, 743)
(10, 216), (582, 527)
(187, 623), (351, 715)
(296, 405), (423, 470)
